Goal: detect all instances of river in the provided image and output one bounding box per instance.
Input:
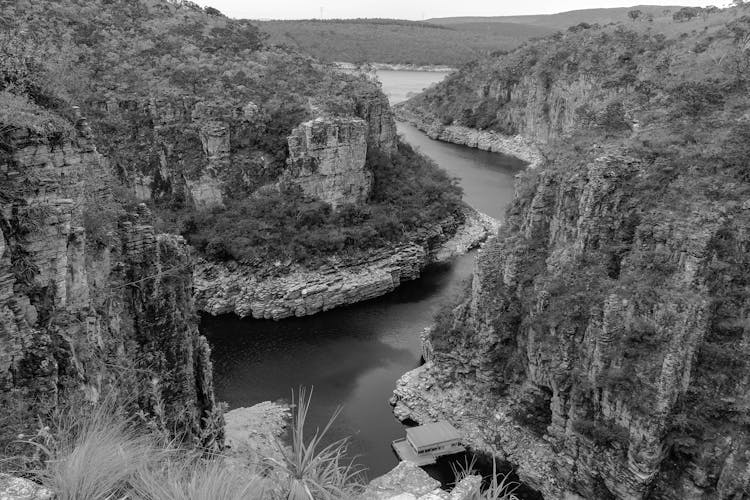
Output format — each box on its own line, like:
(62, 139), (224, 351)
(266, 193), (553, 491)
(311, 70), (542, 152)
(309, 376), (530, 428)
(201, 70), (526, 481)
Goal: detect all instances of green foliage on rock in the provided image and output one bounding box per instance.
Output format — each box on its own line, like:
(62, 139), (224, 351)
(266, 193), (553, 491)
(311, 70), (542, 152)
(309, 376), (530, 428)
(184, 141), (463, 269)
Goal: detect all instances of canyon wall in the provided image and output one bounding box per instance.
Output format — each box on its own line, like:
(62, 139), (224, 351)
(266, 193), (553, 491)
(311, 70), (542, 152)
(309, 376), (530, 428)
(93, 87), (397, 211)
(0, 112), (220, 440)
(393, 151), (750, 499)
(393, 20), (750, 500)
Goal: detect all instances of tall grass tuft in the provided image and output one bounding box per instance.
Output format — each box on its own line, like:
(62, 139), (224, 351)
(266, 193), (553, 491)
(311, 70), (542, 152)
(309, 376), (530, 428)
(268, 387), (364, 500)
(32, 400), (154, 500)
(130, 453), (266, 500)
(451, 455), (520, 500)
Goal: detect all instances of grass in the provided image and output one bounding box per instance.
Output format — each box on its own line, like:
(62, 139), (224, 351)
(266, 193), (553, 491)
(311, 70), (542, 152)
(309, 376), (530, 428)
(9, 389), (364, 500)
(451, 455), (521, 500)
(268, 388), (364, 500)
(30, 400), (155, 500)
(130, 454), (266, 500)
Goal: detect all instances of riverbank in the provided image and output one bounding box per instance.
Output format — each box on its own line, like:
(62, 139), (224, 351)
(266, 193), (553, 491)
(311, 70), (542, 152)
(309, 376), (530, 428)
(194, 208), (498, 319)
(395, 106), (543, 168)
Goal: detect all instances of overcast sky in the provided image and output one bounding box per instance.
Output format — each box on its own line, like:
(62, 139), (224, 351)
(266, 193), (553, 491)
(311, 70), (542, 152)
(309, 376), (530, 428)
(198, 0), (721, 20)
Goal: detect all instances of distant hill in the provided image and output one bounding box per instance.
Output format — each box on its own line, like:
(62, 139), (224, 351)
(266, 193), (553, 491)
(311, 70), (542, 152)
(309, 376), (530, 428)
(428, 5), (688, 28)
(257, 19), (553, 67)
(258, 6), (711, 67)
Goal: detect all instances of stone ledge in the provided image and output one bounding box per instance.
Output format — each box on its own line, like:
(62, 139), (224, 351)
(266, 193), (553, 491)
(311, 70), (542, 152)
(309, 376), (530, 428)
(0, 475), (53, 500)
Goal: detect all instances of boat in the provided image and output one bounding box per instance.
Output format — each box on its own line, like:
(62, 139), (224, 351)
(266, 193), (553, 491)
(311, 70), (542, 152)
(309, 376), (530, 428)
(391, 421), (466, 466)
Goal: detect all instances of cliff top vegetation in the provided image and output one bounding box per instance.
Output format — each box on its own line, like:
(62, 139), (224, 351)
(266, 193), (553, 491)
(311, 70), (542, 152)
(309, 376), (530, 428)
(4, 0), (465, 272)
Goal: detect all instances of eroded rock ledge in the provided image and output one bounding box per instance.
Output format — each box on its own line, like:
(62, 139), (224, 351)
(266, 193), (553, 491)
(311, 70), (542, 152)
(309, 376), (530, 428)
(395, 106), (543, 168)
(194, 208), (498, 319)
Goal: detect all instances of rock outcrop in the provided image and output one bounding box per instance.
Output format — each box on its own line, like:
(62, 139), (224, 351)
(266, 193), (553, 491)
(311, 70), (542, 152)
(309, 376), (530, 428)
(0, 475), (52, 500)
(395, 106), (542, 168)
(195, 208), (497, 319)
(0, 111), (219, 440)
(283, 117), (372, 207)
(361, 461), (481, 500)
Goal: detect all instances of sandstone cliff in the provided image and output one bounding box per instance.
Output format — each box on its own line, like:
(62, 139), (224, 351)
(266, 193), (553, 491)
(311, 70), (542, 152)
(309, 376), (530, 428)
(0, 108), (219, 442)
(283, 117), (372, 207)
(392, 15), (750, 500)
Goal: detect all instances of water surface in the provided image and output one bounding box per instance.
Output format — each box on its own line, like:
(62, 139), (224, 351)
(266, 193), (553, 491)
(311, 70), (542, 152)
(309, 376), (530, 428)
(202, 70), (524, 480)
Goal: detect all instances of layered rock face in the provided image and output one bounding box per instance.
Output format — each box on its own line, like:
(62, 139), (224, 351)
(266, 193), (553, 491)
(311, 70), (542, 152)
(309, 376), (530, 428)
(283, 117), (372, 207)
(94, 85), (397, 211)
(392, 153), (750, 499)
(195, 208), (497, 319)
(0, 116), (219, 439)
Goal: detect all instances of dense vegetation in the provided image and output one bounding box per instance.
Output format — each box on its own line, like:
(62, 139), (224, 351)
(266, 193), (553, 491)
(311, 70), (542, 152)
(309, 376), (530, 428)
(184, 142), (463, 269)
(258, 18), (552, 66)
(257, 6), (720, 67)
(3, 0), (465, 271)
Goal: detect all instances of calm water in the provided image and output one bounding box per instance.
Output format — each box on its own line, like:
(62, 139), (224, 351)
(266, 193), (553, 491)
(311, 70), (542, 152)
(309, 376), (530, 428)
(202, 70), (525, 480)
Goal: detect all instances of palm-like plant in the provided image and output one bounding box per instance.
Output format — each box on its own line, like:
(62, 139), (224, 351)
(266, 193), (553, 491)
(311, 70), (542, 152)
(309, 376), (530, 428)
(268, 388), (364, 500)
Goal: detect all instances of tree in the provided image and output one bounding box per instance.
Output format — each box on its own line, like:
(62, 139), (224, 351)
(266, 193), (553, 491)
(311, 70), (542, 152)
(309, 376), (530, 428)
(204, 6), (222, 16)
(628, 9), (643, 21)
(673, 7), (700, 22)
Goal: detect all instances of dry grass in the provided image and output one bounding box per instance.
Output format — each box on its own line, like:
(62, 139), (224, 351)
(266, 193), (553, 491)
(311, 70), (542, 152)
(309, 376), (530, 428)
(130, 453), (266, 500)
(19, 389), (365, 500)
(31, 402), (154, 500)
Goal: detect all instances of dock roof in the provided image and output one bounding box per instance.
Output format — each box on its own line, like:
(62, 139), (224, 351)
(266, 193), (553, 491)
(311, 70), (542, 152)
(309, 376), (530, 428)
(406, 421), (461, 449)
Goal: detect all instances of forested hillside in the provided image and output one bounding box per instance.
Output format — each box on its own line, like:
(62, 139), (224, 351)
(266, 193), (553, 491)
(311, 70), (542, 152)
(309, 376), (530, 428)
(258, 18), (553, 66)
(256, 6), (719, 67)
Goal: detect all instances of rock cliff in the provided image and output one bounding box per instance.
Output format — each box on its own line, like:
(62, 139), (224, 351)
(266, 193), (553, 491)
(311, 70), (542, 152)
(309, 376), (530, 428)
(392, 16), (750, 500)
(0, 109), (219, 441)
(195, 208), (497, 319)
(393, 150), (750, 499)
(283, 117), (372, 207)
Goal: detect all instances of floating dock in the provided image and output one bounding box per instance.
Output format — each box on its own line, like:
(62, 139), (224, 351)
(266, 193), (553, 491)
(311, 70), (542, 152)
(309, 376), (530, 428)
(392, 421), (465, 465)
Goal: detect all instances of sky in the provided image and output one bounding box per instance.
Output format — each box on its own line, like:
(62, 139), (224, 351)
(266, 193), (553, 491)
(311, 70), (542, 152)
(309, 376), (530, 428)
(197, 0), (721, 21)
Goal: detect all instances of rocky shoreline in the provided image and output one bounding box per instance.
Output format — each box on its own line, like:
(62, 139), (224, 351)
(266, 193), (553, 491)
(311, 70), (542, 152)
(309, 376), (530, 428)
(194, 208), (498, 319)
(395, 106), (543, 168)
(334, 62), (456, 73)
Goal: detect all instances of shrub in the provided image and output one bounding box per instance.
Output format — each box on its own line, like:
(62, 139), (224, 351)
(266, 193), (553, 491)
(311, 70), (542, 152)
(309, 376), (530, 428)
(267, 388), (364, 500)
